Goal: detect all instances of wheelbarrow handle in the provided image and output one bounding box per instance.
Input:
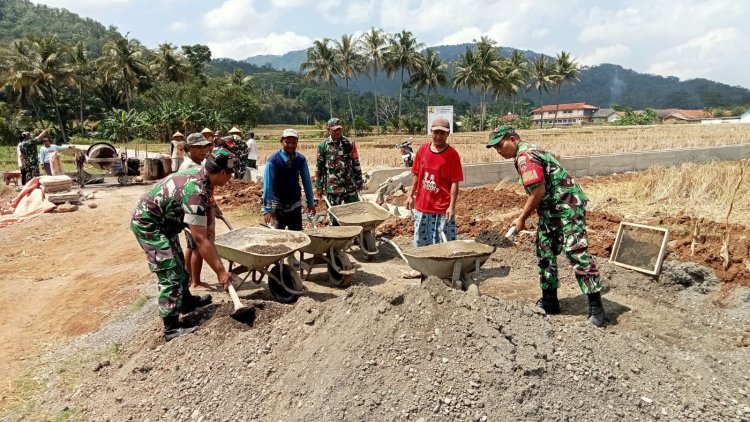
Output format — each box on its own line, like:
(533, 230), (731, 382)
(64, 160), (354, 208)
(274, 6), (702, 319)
(380, 237), (409, 265)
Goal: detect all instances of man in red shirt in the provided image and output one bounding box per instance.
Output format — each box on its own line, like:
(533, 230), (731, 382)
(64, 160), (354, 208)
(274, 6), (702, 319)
(405, 117), (464, 247)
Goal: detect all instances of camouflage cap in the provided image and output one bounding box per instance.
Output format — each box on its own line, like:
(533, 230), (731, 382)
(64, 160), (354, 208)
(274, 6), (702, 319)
(205, 148), (237, 173)
(486, 125), (518, 148)
(327, 118), (343, 129)
(186, 132), (211, 146)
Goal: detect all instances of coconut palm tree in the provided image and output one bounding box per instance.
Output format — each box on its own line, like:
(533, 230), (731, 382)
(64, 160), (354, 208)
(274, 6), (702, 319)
(409, 49), (447, 119)
(71, 41), (92, 127)
(300, 39), (340, 118)
(527, 55), (554, 128)
(507, 50), (528, 114)
(0, 39), (46, 126)
(491, 57), (527, 112)
(1, 36), (74, 141)
(452, 46), (481, 119)
(384, 30), (425, 130)
(474, 36), (502, 131)
(551, 51), (580, 128)
(100, 35), (150, 111)
(358, 27), (388, 133)
(333, 34), (363, 123)
(151, 43), (190, 83)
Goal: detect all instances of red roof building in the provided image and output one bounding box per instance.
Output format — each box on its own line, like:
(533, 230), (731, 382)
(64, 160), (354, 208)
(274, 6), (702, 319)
(531, 102), (599, 125)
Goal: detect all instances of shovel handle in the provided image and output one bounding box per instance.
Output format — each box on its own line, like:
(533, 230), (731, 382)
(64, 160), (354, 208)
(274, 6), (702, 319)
(505, 226), (518, 239)
(218, 215), (234, 230)
(227, 283), (245, 312)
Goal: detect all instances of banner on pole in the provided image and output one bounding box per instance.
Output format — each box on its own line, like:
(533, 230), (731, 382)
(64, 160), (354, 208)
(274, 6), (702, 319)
(427, 106), (454, 133)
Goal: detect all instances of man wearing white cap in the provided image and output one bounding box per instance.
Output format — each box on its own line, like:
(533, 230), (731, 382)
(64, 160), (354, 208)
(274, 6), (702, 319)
(405, 117), (463, 247)
(170, 131), (186, 172)
(261, 128), (315, 230)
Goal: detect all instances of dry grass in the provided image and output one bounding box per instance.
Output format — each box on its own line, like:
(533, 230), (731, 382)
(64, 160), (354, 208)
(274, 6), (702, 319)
(584, 160), (750, 226)
(255, 124), (750, 169)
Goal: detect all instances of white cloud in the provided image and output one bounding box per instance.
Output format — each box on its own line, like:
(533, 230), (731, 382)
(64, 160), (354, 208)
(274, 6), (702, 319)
(207, 32), (313, 58)
(435, 27), (482, 46)
(203, 0), (261, 31)
(530, 28), (549, 40)
(675, 28), (739, 58)
(270, 0), (309, 7)
(169, 21), (186, 32)
(579, 44), (630, 66)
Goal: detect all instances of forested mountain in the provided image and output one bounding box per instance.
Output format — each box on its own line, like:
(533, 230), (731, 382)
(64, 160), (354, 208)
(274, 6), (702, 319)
(0, 0), (120, 54)
(246, 46), (750, 109)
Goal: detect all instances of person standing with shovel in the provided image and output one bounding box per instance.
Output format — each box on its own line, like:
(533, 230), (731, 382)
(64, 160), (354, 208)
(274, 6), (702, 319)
(486, 125), (606, 327)
(403, 117), (463, 278)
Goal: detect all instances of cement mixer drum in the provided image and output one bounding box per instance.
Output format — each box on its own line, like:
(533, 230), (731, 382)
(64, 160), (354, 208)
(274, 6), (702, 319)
(86, 142), (119, 170)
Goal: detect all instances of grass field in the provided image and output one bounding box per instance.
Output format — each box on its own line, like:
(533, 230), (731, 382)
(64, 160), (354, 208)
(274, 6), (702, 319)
(2, 123), (749, 171)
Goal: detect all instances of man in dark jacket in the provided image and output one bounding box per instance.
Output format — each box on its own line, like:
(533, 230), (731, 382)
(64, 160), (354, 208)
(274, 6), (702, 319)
(261, 129), (315, 230)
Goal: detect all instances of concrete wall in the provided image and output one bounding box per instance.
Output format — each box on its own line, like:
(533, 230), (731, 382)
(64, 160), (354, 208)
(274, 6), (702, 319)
(365, 144), (750, 190)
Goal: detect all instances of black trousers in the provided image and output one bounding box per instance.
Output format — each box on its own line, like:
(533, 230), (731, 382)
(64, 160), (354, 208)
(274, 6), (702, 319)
(273, 206), (303, 231)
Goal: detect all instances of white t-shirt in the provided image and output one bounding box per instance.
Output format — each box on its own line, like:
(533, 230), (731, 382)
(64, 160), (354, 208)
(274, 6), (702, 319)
(246, 138), (258, 160)
(171, 140), (185, 159)
(178, 156), (202, 171)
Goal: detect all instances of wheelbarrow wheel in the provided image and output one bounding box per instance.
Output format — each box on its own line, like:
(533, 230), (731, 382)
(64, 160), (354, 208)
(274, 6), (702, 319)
(268, 264), (300, 304)
(327, 250), (353, 288)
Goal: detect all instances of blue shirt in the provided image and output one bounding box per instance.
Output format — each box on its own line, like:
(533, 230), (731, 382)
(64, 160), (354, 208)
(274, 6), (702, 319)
(39, 144), (68, 164)
(262, 149), (314, 213)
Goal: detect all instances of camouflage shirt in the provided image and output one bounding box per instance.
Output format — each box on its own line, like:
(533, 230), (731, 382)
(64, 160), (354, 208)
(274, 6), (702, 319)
(131, 166), (212, 236)
(514, 141), (588, 211)
(223, 136), (249, 179)
(315, 136), (364, 194)
(18, 139), (39, 169)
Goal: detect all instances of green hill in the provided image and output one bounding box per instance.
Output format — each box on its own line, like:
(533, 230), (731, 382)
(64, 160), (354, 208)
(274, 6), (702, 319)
(0, 0), (121, 53)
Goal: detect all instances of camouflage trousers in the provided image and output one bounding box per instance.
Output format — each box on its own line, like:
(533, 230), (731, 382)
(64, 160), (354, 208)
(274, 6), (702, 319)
(536, 206), (602, 294)
(326, 191), (359, 206)
(130, 222), (189, 318)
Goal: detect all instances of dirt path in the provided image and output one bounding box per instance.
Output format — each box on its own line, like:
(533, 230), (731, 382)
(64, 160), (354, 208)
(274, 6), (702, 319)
(0, 184), (149, 393)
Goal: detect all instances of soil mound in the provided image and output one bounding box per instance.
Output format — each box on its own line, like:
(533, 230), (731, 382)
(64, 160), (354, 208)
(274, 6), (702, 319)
(215, 179), (262, 210)
(55, 279), (744, 421)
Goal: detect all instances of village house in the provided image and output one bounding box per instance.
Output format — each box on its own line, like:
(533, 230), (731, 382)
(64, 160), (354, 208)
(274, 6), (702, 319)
(656, 109), (712, 124)
(591, 108), (623, 124)
(531, 102), (599, 125)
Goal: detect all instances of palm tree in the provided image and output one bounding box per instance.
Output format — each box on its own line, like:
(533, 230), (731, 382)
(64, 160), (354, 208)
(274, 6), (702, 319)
(1, 36), (74, 141)
(384, 30), (425, 130)
(507, 50), (528, 114)
(151, 43), (190, 83)
(474, 36), (502, 131)
(491, 57), (526, 112)
(452, 46), (481, 119)
(551, 51), (580, 128)
(300, 39), (340, 118)
(100, 35), (150, 111)
(358, 27), (388, 134)
(409, 49), (447, 119)
(71, 41), (92, 127)
(0, 39), (45, 126)
(333, 34), (363, 123)
(527, 55), (554, 127)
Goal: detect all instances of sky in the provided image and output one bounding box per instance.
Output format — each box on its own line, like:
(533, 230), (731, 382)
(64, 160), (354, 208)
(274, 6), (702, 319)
(32, 0), (750, 89)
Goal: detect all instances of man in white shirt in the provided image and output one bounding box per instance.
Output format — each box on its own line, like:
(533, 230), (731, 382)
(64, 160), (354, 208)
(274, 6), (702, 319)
(39, 136), (69, 175)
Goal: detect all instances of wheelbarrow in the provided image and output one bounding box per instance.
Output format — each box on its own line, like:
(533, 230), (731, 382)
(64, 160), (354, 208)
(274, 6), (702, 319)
(382, 238), (496, 291)
(295, 225), (362, 288)
(214, 227), (311, 303)
(324, 197), (392, 261)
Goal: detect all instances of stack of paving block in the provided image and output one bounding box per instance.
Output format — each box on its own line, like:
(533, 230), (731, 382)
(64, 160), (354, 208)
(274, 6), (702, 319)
(39, 175), (81, 204)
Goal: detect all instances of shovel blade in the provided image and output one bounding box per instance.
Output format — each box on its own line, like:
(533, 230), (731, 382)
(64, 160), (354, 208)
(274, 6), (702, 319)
(230, 305), (256, 324)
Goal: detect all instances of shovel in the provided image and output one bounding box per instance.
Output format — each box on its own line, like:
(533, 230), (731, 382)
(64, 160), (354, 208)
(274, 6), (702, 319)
(227, 275), (255, 322)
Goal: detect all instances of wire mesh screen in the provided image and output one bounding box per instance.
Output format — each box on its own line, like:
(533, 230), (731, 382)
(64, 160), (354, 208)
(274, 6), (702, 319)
(609, 223), (669, 275)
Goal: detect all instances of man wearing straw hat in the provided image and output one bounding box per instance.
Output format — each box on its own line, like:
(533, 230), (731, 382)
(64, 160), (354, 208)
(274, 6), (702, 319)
(170, 131), (186, 172)
(201, 127), (214, 144)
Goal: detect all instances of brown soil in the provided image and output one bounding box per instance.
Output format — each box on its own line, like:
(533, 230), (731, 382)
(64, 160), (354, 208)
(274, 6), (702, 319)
(380, 186), (750, 286)
(214, 179), (263, 210)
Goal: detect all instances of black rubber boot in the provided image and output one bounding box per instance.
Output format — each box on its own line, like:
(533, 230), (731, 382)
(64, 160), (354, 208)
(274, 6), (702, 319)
(587, 292), (606, 327)
(162, 316), (198, 341)
(179, 293), (212, 314)
(536, 288), (561, 315)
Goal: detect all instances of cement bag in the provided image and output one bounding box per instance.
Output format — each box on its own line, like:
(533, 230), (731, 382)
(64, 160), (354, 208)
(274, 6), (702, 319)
(50, 152), (64, 176)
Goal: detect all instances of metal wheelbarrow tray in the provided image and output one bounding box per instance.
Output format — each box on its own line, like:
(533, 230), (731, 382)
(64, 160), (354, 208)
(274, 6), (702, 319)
(402, 240), (496, 290)
(296, 226), (362, 287)
(327, 200), (391, 261)
(215, 227), (311, 303)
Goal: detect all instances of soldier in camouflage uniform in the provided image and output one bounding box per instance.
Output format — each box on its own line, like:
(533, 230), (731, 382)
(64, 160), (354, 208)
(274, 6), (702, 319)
(315, 118), (364, 205)
(486, 126), (606, 327)
(225, 127), (249, 179)
(130, 149), (236, 340)
(18, 129), (49, 185)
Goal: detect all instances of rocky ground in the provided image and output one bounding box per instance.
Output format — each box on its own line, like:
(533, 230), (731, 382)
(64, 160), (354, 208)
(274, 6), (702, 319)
(2, 179), (749, 421)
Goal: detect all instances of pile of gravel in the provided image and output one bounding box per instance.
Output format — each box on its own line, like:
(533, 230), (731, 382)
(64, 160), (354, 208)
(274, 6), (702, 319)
(33, 276), (749, 421)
